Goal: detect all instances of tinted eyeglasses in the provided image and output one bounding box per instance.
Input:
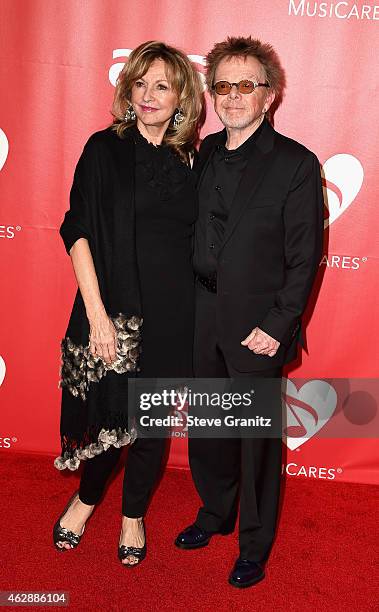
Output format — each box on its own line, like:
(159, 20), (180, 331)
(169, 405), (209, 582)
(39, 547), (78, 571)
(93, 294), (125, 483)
(212, 80), (270, 95)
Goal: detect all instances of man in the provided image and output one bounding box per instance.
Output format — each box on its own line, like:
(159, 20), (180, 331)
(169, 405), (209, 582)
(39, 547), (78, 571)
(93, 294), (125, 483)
(175, 36), (324, 588)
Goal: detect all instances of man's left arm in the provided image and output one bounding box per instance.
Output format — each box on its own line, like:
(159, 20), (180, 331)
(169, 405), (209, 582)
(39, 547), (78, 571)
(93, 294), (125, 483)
(242, 151), (324, 355)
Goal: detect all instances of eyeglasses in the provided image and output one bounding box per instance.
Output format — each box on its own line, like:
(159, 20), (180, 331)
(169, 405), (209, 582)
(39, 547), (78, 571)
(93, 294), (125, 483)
(212, 80), (270, 95)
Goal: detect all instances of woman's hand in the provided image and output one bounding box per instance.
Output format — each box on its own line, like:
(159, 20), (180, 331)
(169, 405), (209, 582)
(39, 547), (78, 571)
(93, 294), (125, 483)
(89, 312), (117, 364)
(68, 238), (118, 365)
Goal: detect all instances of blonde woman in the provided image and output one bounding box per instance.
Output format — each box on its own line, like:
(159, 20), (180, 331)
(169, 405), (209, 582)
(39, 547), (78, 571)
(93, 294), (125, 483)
(53, 41), (203, 566)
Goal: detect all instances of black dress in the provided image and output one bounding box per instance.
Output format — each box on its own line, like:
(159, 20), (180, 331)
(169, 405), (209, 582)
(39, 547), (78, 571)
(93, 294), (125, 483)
(78, 127), (197, 516)
(133, 126), (196, 378)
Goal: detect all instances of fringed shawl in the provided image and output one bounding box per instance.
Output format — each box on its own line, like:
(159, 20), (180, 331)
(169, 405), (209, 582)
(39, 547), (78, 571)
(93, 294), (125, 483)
(55, 128), (142, 470)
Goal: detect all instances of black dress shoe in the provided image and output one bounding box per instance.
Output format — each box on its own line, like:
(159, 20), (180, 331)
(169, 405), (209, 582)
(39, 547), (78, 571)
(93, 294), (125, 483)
(174, 524), (213, 549)
(228, 559), (265, 588)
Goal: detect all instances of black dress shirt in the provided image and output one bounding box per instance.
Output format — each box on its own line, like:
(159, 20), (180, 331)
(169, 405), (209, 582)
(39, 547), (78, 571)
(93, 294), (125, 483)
(194, 120), (265, 278)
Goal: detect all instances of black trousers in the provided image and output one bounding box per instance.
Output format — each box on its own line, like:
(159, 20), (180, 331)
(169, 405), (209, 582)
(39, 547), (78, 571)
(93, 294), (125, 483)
(79, 437), (167, 517)
(189, 283), (283, 562)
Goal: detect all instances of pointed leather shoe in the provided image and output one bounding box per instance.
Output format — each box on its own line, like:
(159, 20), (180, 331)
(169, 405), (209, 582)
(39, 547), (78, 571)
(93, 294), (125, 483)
(228, 559), (265, 588)
(174, 524), (213, 549)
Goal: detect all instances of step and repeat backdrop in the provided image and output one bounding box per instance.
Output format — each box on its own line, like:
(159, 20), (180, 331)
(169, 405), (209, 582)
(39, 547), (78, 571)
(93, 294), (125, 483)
(0, 0), (378, 484)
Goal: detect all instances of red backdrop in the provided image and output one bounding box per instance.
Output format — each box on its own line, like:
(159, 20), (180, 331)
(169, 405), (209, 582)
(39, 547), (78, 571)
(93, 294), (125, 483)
(0, 0), (378, 484)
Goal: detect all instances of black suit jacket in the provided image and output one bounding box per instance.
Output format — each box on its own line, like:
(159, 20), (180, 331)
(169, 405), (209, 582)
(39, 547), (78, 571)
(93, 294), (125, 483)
(194, 120), (324, 371)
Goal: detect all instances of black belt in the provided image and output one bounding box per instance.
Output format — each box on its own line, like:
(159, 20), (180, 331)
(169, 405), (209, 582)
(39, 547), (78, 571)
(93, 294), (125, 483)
(196, 274), (217, 293)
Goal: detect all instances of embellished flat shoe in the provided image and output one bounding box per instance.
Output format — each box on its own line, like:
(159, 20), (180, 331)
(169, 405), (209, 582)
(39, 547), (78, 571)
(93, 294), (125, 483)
(53, 490), (86, 552)
(118, 519), (147, 567)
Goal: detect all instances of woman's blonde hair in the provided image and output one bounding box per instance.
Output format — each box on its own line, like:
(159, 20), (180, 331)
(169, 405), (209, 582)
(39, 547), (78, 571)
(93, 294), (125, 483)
(112, 41), (203, 163)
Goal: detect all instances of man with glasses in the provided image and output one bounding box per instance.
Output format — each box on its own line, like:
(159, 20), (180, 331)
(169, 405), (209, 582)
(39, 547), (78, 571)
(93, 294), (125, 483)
(175, 36), (324, 588)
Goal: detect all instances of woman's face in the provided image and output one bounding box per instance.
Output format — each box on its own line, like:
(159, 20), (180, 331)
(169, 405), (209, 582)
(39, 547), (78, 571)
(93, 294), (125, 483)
(130, 58), (179, 131)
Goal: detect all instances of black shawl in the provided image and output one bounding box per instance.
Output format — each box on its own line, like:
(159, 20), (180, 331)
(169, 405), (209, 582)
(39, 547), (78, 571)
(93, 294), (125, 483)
(55, 127), (142, 471)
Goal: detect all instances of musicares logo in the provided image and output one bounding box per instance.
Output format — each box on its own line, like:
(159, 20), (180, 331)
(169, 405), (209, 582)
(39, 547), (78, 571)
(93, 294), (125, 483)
(322, 154), (364, 228)
(288, 1), (379, 19)
(0, 128), (9, 171)
(282, 379), (337, 450)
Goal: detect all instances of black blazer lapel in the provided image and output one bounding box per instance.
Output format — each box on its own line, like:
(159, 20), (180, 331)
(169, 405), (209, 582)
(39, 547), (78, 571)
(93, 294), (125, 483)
(218, 121), (276, 256)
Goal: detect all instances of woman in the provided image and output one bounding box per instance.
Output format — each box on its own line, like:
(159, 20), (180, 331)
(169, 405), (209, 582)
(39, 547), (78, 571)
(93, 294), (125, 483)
(53, 41), (203, 566)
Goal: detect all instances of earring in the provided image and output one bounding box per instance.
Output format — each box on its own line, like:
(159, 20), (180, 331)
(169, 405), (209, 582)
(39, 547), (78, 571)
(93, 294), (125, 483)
(173, 109), (185, 128)
(125, 105), (136, 121)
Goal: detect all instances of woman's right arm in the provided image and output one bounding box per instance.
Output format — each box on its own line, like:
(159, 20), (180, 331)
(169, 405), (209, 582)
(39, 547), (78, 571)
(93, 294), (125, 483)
(61, 136), (117, 364)
(69, 237), (117, 364)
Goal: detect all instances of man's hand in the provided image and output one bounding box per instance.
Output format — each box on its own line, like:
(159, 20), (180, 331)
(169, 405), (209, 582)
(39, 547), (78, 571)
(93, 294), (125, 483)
(241, 327), (280, 357)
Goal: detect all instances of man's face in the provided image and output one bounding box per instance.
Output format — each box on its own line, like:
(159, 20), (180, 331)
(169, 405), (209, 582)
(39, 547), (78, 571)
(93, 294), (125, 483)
(212, 55), (275, 130)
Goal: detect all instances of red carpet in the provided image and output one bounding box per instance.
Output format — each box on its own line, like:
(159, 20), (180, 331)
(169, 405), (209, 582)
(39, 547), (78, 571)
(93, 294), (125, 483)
(0, 451), (377, 611)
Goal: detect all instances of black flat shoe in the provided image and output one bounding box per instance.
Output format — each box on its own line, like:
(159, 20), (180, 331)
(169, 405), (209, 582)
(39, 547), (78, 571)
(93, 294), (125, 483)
(228, 559), (265, 588)
(118, 519), (147, 567)
(52, 490), (86, 552)
(174, 524), (214, 549)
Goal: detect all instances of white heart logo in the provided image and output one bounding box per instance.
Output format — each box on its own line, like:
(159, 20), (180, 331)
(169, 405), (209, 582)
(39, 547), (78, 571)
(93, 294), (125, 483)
(322, 153), (363, 228)
(282, 379), (337, 450)
(0, 128), (9, 171)
(0, 356), (6, 387)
